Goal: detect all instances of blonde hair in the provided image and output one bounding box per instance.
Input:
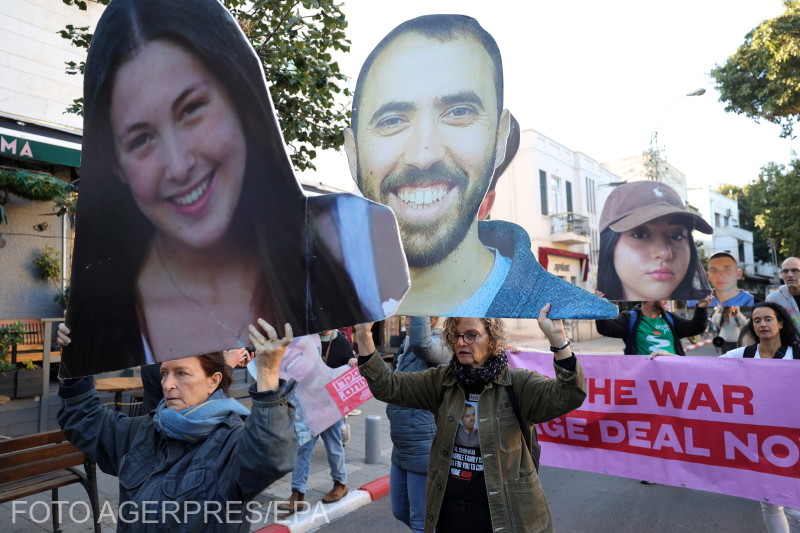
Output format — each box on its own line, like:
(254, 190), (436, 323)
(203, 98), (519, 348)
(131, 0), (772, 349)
(442, 317), (507, 356)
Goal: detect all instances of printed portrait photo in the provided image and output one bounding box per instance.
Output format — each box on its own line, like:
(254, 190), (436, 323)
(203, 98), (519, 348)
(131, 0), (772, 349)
(596, 181), (712, 302)
(61, 0), (408, 377)
(344, 14), (617, 320)
(455, 401), (480, 448)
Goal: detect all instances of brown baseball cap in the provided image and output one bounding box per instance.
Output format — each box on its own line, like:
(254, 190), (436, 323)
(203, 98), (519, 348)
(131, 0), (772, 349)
(599, 181), (712, 234)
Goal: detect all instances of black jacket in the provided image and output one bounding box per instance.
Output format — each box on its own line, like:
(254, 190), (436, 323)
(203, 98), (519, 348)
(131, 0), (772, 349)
(596, 305), (708, 356)
(321, 330), (354, 368)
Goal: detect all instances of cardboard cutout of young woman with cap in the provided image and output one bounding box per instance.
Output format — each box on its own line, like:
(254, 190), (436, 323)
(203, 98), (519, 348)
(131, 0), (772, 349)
(596, 181), (713, 302)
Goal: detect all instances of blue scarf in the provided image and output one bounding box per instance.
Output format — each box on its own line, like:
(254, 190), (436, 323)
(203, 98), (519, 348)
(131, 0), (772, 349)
(153, 389), (250, 442)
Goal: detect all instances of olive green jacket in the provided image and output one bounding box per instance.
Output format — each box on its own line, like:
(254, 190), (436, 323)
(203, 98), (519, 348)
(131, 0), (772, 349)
(359, 352), (586, 533)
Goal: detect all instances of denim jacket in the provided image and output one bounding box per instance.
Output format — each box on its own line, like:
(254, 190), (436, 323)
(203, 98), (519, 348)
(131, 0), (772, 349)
(58, 376), (296, 532)
(360, 352), (586, 533)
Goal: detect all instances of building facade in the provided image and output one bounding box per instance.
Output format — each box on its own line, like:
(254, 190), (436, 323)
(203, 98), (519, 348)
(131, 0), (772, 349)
(1, 0), (103, 319)
(687, 187), (777, 300)
(492, 129), (623, 340)
(602, 152), (688, 201)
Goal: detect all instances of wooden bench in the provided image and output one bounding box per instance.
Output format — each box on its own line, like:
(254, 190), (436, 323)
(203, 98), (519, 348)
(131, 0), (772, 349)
(0, 319), (61, 365)
(0, 430), (100, 532)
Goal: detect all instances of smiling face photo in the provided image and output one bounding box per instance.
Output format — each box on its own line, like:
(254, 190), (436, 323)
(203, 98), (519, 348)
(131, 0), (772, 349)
(110, 40), (247, 253)
(346, 14), (618, 321)
(350, 32), (503, 269)
(60, 0), (408, 378)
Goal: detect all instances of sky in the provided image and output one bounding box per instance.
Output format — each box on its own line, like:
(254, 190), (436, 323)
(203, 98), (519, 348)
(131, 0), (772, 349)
(300, 0), (797, 193)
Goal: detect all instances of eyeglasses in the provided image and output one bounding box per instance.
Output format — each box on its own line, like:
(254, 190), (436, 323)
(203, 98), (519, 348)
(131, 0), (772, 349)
(446, 332), (483, 345)
(781, 268), (800, 276)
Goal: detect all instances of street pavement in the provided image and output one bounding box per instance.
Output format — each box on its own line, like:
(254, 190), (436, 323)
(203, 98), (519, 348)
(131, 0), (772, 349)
(0, 326), (729, 532)
(319, 463), (765, 533)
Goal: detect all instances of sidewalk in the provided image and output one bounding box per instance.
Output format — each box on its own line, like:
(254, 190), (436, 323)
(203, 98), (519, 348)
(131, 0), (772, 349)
(0, 395), (395, 532)
(246, 396), (393, 531)
(507, 324), (625, 355)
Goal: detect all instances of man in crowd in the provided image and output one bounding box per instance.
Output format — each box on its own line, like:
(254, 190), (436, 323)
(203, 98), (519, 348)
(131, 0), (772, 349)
(706, 251), (756, 307)
(766, 256), (800, 330)
(344, 14), (615, 320)
(279, 329), (353, 512)
(596, 296), (712, 356)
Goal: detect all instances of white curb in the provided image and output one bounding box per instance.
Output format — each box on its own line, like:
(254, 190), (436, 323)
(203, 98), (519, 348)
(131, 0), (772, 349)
(274, 489), (373, 533)
(684, 339), (713, 351)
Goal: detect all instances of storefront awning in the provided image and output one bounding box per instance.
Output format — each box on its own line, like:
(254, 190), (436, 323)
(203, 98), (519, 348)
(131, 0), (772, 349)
(537, 247), (590, 281)
(0, 122), (81, 168)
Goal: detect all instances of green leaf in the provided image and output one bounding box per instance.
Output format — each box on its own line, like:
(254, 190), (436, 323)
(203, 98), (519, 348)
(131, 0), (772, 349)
(711, 1), (800, 138)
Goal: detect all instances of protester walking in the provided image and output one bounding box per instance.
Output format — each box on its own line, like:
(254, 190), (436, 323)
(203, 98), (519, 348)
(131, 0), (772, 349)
(56, 320), (296, 532)
(355, 305), (585, 533)
(721, 302), (800, 531)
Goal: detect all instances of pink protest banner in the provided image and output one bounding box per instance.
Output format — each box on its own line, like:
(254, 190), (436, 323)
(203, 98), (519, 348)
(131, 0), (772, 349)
(509, 351), (800, 509)
(325, 366), (374, 416)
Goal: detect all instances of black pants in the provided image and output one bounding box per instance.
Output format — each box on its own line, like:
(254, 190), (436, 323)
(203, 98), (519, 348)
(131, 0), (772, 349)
(437, 498), (493, 533)
(722, 342), (739, 354)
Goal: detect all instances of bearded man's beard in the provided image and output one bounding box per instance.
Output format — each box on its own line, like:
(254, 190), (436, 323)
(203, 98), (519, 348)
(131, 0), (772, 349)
(359, 158), (494, 269)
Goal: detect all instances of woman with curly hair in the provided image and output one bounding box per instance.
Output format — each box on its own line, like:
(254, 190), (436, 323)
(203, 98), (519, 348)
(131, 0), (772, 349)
(721, 302), (800, 360)
(354, 306), (586, 533)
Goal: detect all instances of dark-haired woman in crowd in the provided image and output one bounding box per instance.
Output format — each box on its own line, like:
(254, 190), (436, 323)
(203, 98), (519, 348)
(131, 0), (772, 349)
(721, 301), (799, 532)
(57, 319), (296, 532)
(721, 302), (799, 360)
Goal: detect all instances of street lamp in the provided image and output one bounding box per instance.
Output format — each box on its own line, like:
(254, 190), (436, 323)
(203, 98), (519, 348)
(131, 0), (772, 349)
(646, 88), (706, 181)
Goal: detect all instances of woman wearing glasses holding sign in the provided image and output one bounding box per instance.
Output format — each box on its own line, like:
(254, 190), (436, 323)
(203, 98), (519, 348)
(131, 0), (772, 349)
(720, 301), (800, 532)
(354, 306), (585, 533)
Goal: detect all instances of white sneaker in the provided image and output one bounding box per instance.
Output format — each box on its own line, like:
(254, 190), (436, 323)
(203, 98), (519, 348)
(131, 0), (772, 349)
(348, 409), (362, 416)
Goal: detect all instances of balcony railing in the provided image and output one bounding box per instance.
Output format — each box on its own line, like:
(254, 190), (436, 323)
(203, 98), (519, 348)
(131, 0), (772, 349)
(550, 212), (589, 236)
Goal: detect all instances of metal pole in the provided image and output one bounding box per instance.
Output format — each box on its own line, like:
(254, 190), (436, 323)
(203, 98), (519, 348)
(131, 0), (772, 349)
(365, 415), (381, 464)
(39, 319), (55, 432)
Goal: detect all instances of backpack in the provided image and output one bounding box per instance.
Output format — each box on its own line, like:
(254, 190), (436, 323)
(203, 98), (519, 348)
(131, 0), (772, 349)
(628, 309), (675, 336)
(742, 344), (798, 359)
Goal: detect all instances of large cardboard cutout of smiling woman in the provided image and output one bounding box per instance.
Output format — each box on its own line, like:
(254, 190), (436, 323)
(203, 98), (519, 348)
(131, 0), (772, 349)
(61, 0), (409, 377)
(345, 14), (617, 319)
